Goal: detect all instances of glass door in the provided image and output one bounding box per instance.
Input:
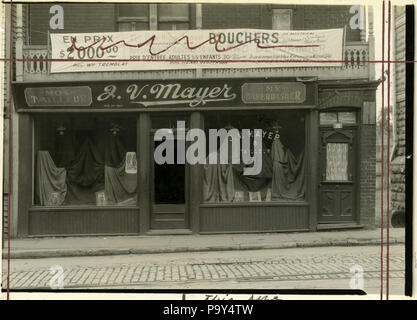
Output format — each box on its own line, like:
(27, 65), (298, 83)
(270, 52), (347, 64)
(150, 116), (189, 230)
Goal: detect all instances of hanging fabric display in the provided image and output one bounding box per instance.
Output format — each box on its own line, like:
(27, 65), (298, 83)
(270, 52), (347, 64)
(203, 152), (219, 203)
(36, 151), (67, 206)
(55, 130), (78, 168)
(203, 157), (238, 202)
(104, 156), (137, 205)
(202, 123), (305, 203)
(217, 161), (235, 202)
(237, 142), (273, 192)
(63, 133), (129, 205)
(203, 128), (241, 202)
(97, 133), (127, 167)
(271, 137), (305, 200)
(66, 138), (104, 187)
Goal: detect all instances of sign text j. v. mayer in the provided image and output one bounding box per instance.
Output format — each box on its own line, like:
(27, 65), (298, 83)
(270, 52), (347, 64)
(97, 82), (237, 108)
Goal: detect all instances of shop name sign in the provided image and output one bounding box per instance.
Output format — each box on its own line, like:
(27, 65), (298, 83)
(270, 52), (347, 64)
(242, 82), (306, 104)
(24, 86), (92, 107)
(97, 83), (237, 108)
(15, 80), (317, 110)
(50, 28), (344, 72)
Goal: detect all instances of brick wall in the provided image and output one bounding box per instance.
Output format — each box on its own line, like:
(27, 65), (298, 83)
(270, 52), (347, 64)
(359, 124), (376, 227)
(2, 4), (14, 242)
(202, 4), (360, 41)
(303, 5), (361, 41)
(391, 6), (406, 213)
(28, 3), (116, 45)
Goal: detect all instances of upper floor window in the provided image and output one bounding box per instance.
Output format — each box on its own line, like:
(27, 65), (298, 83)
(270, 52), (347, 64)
(117, 3), (190, 31)
(272, 9), (293, 30)
(117, 4), (150, 31)
(158, 4), (190, 30)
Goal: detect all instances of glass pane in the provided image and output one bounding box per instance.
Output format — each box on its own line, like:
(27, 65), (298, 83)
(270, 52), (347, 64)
(158, 22), (190, 30)
(35, 115), (137, 207)
(203, 110), (306, 203)
(118, 22), (132, 32)
(326, 143), (349, 181)
(272, 9), (292, 30)
(118, 4), (149, 18)
(338, 112), (357, 124)
(158, 4), (189, 19)
(320, 112), (338, 125)
(154, 139), (185, 204)
(118, 22), (149, 31)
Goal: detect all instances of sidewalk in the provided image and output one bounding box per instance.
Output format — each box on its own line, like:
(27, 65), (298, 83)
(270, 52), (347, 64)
(2, 228), (405, 259)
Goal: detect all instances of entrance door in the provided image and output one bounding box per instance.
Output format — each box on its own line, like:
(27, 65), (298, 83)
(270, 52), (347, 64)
(318, 128), (357, 223)
(151, 133), (189, 230)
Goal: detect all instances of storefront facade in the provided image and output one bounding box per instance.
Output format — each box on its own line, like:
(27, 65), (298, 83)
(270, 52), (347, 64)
(11, 77), (378, 236)
(5, 3), (378, 237)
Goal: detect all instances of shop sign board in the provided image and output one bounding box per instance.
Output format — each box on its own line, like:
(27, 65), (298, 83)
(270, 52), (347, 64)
(241, 82), (306, 104)
(14, 79), (317, 111)
(24, 86), (92, 107)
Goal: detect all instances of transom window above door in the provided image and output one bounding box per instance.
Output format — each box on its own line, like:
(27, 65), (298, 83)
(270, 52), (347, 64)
(320, 111), (357, 125)
(117, 3), (190, 31)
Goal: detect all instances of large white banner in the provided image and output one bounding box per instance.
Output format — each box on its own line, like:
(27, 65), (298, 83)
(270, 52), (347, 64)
(50, 28), (344, 73)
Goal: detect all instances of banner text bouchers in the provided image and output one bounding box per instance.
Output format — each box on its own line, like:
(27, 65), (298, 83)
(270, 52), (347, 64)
(50, 28), (344, 73)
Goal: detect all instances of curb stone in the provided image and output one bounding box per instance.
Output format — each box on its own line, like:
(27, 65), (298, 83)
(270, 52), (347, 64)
(2, 238), (405, 259)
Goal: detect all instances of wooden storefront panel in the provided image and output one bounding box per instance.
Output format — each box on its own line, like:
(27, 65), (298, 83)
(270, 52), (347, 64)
(28, 208), (140, 236)
(199, 205), (309, 233)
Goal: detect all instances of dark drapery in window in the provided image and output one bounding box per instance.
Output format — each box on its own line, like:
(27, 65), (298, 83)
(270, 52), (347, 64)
(203, 111), (305, 203)
(36, 151), (67, 206)
(203, 139), (305, 202)
(36, 126), (137, 206)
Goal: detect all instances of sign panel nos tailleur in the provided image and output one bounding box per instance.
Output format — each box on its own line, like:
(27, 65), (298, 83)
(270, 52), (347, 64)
(13, 79), (318, 111)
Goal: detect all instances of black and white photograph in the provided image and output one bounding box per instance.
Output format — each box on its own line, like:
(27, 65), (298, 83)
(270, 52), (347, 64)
(0, 0), (414, 301)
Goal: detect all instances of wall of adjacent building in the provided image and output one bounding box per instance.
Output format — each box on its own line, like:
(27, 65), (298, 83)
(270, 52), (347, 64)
(391, 6), (406, 214)
(2, 4), (12, 242)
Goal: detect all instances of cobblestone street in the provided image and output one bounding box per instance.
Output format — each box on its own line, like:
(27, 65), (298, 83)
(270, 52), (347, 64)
(2, 245), (405, 294)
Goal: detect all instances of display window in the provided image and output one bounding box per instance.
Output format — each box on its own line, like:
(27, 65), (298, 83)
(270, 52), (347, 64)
(202, 110), (306, 203)
(34, 115), (137, 207)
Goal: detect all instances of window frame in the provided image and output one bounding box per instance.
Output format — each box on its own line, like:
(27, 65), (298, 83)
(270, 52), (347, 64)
(116, 3), (191, 31)
(157, 3), (190, 23)
(201, 109), (308, 205)
(272, 8), (294, 30)
(319, 109), (359, 127)
(116, 3), (150, 31)
(32, 114), (139, 208)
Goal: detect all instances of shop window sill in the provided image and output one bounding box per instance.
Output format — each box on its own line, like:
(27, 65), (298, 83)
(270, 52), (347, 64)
(200, 201), (309, 208)
(146, 229), (193, 235)
(316, 223), (364, 231)
(29, 205), (139, 212)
